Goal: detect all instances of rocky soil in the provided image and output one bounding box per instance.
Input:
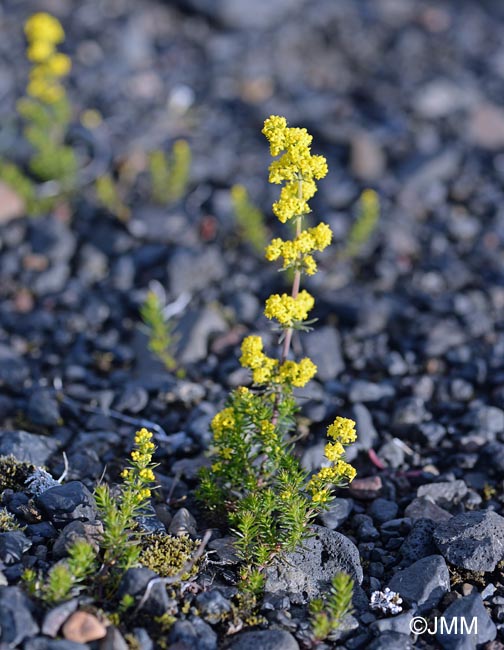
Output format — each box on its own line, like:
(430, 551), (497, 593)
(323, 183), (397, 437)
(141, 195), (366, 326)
(1, 0), (504, 648)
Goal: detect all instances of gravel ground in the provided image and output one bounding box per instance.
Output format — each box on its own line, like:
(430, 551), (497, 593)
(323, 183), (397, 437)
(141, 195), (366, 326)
(1, 0), (504, 648)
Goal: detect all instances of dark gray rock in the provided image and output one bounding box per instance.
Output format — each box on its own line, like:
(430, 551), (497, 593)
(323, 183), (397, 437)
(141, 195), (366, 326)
(405, 497), (452, 522)
(463, 405), (504, 435)
(388, 555), (450, 613)
(417, 422), (446, 446)
(368, 631), (413, 650)
(480, 441), (504, 474)
(0, 430), (60, 465)
(377, 439), (405, 468)
(227, 629), (299, 650)
(42, 599), (79, 637)
(114, 385), (149, 413)
(179, 0), (306, 29)
(425, 319), (466, 356)
(175, 307), (228, 364)
(400, 519), (437, 562)
(264, 526), (363, 602)
(195, 590), (232, 624)
(0, 344), (29, 388)
(436, 593), (496, 649)
(369, 499), (399, 524)
(35, 482), (97, 528)
(52, 520), (102, 559)
(169, 246), (225, 295)
(433, 510), (504, 571)
(0, 531), (31, 564)
(0, 586), (39, 645)
(319, 498), (353, 529)
(303, 326), (344, 381)
(348, 380), (395, 403)
(346, 403), (378, 459)
(117, 567), (169, 616)
(417, 480), (468, 508)
(392, 397), (427, 427)
(168, 617), (217, 650)
(371, 611), (414, 636)
(25, 638), (89, 649)
(27, 389), (61, 427)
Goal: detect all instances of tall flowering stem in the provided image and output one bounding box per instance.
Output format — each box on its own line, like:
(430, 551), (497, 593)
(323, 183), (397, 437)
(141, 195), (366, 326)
(198, 117), (357, 589)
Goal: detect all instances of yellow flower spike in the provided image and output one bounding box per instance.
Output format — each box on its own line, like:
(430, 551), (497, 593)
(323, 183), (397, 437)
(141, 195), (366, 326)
(25, 12), (65, 44)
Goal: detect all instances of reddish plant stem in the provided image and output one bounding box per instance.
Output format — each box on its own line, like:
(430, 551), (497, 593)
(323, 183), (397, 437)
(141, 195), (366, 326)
(271, 180), (303, 426)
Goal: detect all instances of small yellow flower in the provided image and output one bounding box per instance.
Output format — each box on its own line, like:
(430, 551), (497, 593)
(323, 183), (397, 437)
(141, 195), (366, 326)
(264, 290), (314, 327)
(46, 53), (72, 77)
(327, 417), (357, 445)
(324, 442), (345, 462)
(27, 41), (55, 62)
(25, 13), (65, 44)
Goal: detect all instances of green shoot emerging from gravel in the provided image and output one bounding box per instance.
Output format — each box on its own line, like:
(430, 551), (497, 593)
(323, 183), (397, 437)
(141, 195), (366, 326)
(343, 188), (380, 259)
(23, 539), (97, 604)
(231, 183), (268, 255)
(310, 572), (354, 642)
(140, 289), (177, 371)
(94, 428), (157, 581)
(198, 116), (357, 592)
(149, 139), (191, 204)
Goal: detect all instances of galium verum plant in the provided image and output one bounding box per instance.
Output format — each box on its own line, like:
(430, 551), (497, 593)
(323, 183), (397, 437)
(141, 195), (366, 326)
(199, 116), (357, 590)
(0, 12), (77, 215)
(94, 428), (157, 581)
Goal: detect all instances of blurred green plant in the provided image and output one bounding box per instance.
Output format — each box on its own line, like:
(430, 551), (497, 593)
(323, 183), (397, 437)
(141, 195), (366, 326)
(149, 139), (191, 204)
(310, 572), (354, 642)
(95, 173), (131, 221)
(140, 289), (177, 372)
(0, 12), (78, 216)
(343, 189), (380, 259)
(231, 184), (268, 255)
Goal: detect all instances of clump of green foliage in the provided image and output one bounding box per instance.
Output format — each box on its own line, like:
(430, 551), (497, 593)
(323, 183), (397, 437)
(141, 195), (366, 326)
(148, 139), (191, 204)
(310, 573), (354, 642)
(0, 507), (25, 532)
(95, 173), (131, 221)
(231, 184), (268, 255)
(0, 455), (36, 492)
(343, 188), (380, 259)
(94, 428), (157, 581)
(24, 428), (159, 604)
(0, 12), (77, 216)
(140, 290), (177, 372)
(24, 539), (97, 603)
(139, 534), (200, 579)
(198, 116), (357, 592)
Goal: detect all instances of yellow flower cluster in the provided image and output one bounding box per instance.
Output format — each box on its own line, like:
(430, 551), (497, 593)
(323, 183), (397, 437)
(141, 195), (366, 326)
(24, 13), (71, 103)
(211, 407), (236, 442)
(264, 290), (314, 328)
(262, 115), (328, 223)
(277, 358), (317, 388)
(327, 417), (357, 445)
(121, 428), (157, 501)
(306, 417), (357, 503)
(265, 223), (333, 275)
(240, 335), (279, 385)
(133, 427), (156, 458)
(240, 335), (317, 388)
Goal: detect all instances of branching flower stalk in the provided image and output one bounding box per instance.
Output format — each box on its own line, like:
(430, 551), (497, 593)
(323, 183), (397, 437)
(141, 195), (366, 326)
(198, 117), (358, 591)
